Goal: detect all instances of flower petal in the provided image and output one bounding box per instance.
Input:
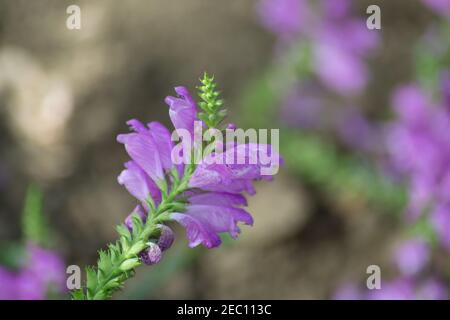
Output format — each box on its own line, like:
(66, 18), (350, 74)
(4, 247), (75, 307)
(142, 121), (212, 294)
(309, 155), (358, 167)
(117, 131), (164, 183)
(148, 121), (174, 171)
(118, 161), (161, 204)
(187, 204), (253, 238)
(170, 212), (221, 248)
(164, 86), (197, 135)
(188, 192), (247, 207)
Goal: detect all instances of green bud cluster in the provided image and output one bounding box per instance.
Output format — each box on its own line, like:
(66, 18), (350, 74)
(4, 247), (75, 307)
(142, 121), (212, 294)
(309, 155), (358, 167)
(197, 72), (226, 128)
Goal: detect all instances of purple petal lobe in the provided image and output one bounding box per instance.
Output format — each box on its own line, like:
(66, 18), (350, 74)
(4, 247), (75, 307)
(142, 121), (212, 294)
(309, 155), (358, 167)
(117, 131), (164, 183)
(165, 86), (197, 136)
(148, 121), (174, 171)
(188, 192), (248, 207)
(394, 239), (429, 276)
(118, 161), (161, 205)
(171, 212), (221, 248)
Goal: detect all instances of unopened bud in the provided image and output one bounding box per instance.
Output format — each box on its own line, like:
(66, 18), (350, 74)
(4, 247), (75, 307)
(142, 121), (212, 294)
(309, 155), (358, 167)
(156, 224), (175, 252)
(140, 242), (162, 266)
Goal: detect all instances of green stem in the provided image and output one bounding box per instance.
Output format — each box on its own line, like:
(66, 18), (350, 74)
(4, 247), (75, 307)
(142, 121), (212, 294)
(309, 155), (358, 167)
(78, 164), (194, 300)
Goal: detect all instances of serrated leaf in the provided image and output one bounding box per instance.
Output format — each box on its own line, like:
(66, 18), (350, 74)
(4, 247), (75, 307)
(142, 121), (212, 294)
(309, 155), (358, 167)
(119, 258), (140, 272)
(103, 278), (121, 291)
(131, 215), (143, 238)
(128, 240), (146, 257)
(93, 290), (107, 300)
(98, 250), (112, 274)
(97, 267), (107, 282)
(120, 237), (130, 252)
(117, 224), (131, 240)
(71, 289), (85, 300)
(86, 267), (98, 291)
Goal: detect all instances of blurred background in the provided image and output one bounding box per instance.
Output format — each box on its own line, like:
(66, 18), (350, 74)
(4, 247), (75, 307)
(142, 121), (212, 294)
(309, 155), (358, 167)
(0, 0), (449, 299)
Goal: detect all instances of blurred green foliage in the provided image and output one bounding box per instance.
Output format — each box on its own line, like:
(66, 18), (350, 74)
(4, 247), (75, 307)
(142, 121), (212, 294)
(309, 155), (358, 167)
(0, 184), (53, 268)
(22, 184), (52, 247)
(282, 130), (406, 214)
(416, 21), (450, 93)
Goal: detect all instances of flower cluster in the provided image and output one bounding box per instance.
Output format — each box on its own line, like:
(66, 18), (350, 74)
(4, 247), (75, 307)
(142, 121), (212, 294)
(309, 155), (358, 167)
(0, 243), (65, 300)
(73, 74), (282, 299)
(117, 85), (277, 250)
(259, 0), (381, 160)
(334, 72), (450, 300)
(335, 238), (448, 300)
(386, 72), (450, 247)
(335, 277), (448, 300)
(281, 85), (381, 153)
(258, 0), (379, 95)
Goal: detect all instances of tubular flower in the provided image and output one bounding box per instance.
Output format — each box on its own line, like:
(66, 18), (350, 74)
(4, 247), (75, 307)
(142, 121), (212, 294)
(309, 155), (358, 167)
(386, 74), (450, 242)
(72, 74), (282, 300)
(117, 83), (280, 248)
(257, 0), (379, 95)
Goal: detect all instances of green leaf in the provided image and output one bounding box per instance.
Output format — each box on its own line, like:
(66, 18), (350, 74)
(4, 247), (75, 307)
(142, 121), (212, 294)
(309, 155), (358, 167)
(131, 215), (144, 238)
(117, 224), (131, 240)
(86, 267), (98, 299)
(120, 258), (140, 272)
(71, 289), (85, 300)
(128, 240), (146, 257)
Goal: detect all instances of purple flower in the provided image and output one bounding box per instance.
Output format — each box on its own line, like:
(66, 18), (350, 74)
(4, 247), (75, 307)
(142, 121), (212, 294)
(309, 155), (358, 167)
(322, 0), (351, 21)
(394, 239), (429, 276)
(0, 267), (17, 300)
(336, 108), (379, 152)
(15, 270), (45, 300)
(386, 80), (450, 224)
(0, 244), (66, 300)
(189, 143), (281, 190)
(171, 203), (253, 248)
(257, 0), (379, 95)
(392, 85), (430, 125)
(169, 142), (264, 249)
(367, 279), (415, 300)
(257, 0), (309, 39)
(422, 0), (450, 19)
(416, 278), (448, 300)
(431, 204), (450, 249)
(147, 121), (176, 171)
(164, 86), (198, 137)
(314, 42), (367, 95)
(117, 120), (165, 184)
(117, 85), (281, 251)
(280, 84), (325, 129)
(118, 161), (162, 207)
(25, 244), (66, 290)
(170, 192), (253, 248)
(333, 283), (363, 300)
